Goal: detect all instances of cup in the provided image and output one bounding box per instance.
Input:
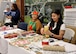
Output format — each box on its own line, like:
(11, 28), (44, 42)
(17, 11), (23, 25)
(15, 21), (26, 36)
(42, 39), (49, 45)
(44, 26), (49, 38)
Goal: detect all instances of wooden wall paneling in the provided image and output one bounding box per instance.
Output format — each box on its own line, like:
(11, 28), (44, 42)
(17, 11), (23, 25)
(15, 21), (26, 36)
(16, 0), (24, 21)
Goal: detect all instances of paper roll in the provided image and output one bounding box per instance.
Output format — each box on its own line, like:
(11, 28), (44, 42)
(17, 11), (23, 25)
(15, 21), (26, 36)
(43, 45), (65, 52)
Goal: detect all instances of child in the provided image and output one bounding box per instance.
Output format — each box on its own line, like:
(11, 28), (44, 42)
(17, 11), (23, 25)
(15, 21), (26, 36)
(4, 5), (11, 26)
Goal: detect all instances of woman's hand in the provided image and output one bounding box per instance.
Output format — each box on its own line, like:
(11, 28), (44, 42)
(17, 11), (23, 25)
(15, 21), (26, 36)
(21, 30), (35, 35)
(44, 30), (52, 36)
(28, 30), (35, 33)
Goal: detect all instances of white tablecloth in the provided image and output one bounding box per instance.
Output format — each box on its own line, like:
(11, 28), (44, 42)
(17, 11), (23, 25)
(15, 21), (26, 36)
(0, 29), (76, 54)
(0, 37), (8, 54)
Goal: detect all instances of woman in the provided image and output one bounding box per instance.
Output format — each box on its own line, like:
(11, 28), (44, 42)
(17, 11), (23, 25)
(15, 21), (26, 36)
(6, 3), (20, 27)
(27, 11), (42, 34)
(41, 9), (65, 40)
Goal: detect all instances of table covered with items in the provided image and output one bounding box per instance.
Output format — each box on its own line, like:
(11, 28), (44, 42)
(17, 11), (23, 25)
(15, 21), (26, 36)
(0, 29), (76, 54)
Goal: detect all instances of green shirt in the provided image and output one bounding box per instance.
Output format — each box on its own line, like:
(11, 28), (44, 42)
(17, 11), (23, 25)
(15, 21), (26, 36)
(28, 21), (36, 31)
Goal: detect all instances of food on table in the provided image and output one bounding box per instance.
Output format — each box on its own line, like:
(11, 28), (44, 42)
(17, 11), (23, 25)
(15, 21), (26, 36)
(10, 35), (44, 47)
(10, 39), (30, 47)
(4, 33), (18, 38)
(23, 46), (30, 50)
(33, 36), (44, 42)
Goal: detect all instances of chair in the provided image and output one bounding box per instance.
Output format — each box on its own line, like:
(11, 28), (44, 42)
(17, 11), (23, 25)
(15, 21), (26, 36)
(63, 28), (75, 43)
(17, 22), (28, 30)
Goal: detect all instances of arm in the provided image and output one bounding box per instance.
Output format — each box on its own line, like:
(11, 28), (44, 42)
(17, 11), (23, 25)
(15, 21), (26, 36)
(44, 24), (66, 40)
(12, 10), (20, 21)
(6, 10), (20, 20)
(52, 24), (66, 39)
(51, 30), (65, 40)
(36, 20), (42, 34)
(44, 29), (65, 40)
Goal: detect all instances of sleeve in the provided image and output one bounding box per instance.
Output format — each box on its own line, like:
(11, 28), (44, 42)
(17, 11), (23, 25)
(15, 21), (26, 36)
(11, 10), (20, 21)
(47, 22), (51, 27)
(3, 10), (11, 16)
(60, 24), (66, 30)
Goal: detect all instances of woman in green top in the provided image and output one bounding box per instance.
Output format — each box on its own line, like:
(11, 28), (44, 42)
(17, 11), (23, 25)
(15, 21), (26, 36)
(27, 11), (42, 34)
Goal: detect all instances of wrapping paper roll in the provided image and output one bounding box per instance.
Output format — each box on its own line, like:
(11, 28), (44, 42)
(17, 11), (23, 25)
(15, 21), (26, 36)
(43, 45), (65, 52)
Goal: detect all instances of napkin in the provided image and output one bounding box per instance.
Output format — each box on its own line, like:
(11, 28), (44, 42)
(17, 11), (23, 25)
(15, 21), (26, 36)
(43, 45), (65, 52)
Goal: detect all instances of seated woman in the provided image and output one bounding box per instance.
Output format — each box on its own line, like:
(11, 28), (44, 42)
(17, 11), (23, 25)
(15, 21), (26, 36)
(27, 11), (42, 34)
(22, 11), (42, 35)
(41, 9), (65, 40)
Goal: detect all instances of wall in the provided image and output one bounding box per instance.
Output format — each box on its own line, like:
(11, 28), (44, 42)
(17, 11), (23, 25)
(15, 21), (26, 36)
(64, 8), (76, 27)
(16, 0), (24, 21)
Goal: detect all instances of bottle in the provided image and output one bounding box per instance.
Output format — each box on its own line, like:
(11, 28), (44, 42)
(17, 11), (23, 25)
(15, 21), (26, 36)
(44, 26), (49, 38)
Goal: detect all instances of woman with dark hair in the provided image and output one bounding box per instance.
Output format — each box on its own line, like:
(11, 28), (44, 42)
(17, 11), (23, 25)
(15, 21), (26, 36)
(41, 9), (65, 40)
(5, 3), (20, 27)
(27, 11), (42, 34)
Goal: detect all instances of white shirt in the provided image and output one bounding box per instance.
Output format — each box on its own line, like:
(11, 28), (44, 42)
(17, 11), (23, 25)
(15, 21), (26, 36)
(3, 10), (12, 23)
(47, 22), (66, 30)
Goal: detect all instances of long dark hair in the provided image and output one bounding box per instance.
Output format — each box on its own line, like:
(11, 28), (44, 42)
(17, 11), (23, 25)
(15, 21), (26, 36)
(12, 3), (19, 10)
(51, 9), (63, 27)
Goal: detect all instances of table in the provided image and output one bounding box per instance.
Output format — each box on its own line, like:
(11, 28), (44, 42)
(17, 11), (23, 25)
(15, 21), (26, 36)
(0, 29), (76, 54)
(0, 29), (22, 54)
